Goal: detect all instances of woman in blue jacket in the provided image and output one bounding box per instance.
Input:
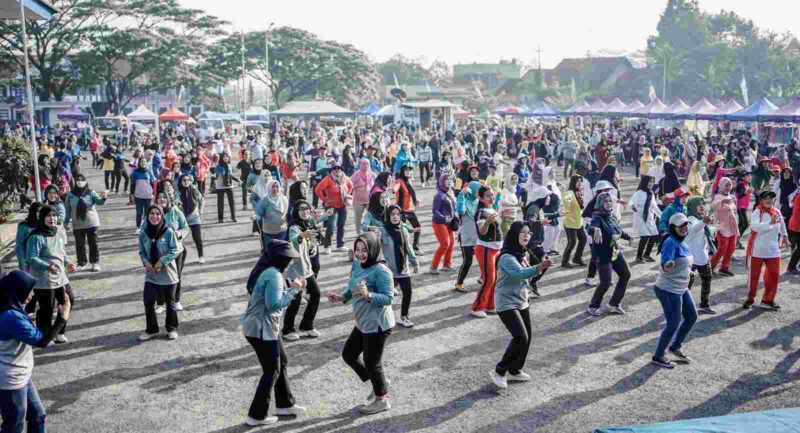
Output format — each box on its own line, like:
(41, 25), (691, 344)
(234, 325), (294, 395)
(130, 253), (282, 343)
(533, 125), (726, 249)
(129, 157), (156, 232)
(0, 270), (71, 433)
(137, 205), (180, 341)
(328, 232), (395, 415)
(587, 192), (632, 316)
(490, 222), (552, 390)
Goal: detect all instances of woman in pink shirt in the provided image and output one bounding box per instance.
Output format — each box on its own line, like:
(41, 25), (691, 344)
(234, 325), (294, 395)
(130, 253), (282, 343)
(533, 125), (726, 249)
(710, 177), (738, 276)
(351, 158), (374, 234)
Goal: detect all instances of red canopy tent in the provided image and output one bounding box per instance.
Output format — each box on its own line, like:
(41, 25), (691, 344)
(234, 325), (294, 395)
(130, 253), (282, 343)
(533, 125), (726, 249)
(159, 107), (189, 121)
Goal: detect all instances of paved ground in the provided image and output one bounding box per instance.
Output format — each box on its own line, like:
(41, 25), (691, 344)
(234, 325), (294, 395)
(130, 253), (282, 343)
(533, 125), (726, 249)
(6, 157), (800, 433)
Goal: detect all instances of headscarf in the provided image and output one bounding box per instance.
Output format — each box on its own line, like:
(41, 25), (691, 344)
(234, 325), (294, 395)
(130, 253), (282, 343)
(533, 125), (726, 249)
(263, 180), (288, 214)
(383, 204), (407, 273)
(355, 232), (382, 269)
(353, 158), (374, 187)
(178, 174), (200, 215)
(71, 173), (91, 221)
(33, 205), (58, 237)
(592, 192), (623, 237)
(0, 270), (37, 314)
(288, 181), (307, 207)
(396, 165), (417, 205)
(456, 181), (481, 218)
(372, 171), (392, 194)
(686, 196), (705, 220)
(780, 168), (796, 205)
(22, 202), (44, 228)
(245, 240), (294, 294)
(144, 204), (167, 265)
(637, 175), (655, 223)
(287, 199), (313, 232)
(437, 173), (450, 193)
(660, 161), (680, 195)
(367, 191), (387, 220)
(687, 161), (706, 195)
(568, 175), (584, 209)
(599, 164), (619, 191)
(500, 221), (528, 262)
(253, 170), (271, 199)
(648, 156), (665, 184)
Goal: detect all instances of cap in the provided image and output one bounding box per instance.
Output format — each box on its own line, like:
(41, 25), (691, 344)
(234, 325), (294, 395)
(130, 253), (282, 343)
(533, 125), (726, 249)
(714, 154), (725, 163)
(759, 156), (770, 163)
(669, 213), (689, 226)
(265, 239), (300, 258)
(758, 190), (776, 201)
(593, 180), (613, 192)
(673, 188), (687, 197)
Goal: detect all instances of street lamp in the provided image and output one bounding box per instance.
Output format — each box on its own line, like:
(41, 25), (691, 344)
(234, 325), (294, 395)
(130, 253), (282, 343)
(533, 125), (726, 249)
(265, 22), (274, 118)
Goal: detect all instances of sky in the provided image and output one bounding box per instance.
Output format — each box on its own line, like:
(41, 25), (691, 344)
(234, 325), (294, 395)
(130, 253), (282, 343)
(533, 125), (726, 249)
(186, 0), (798, 69)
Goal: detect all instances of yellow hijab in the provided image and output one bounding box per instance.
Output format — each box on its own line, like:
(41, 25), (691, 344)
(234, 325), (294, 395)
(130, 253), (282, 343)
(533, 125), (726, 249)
(687, 161), (706, 196)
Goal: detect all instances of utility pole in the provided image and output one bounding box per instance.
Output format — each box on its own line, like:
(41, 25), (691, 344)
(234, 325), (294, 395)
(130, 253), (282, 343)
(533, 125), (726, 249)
(662, 53), (667, 102)
(265, 22), (274, 118)
(536, 44), (542, 70)
(241, 31), (246, 120)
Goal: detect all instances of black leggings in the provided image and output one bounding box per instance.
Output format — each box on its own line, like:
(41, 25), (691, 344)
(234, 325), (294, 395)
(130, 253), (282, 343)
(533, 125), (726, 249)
(217, 189), (236, 222)
(496, 308), (531, 375)
(457, 246), (475, 285)
(737, 208), (749, 238)
(419, 162), (432, 184)
(788, 230), (800, 272)
(283, 275), (321, 334)
(113, 169), (129, 193)
(590, 255), (631, 308)
(394, 276), (412, 317)
(689, 263), (712, 307)
(159, 249), (187, 305)
(104, 170), (114, 190)
(34, 285), (74, 336)
(563, 227), (587, 264)
(342, 327), (391, 398)
(189, 224), (204, 258)
(403, 211), (421, 251)
(636, 236), (658, 260)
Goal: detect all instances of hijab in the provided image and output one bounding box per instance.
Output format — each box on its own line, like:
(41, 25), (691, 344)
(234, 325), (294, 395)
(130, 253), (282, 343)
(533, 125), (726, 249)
(500, 221), (528, 262)
(780, 168), (796, 205)
(246, 242), (294, 294)
(384, 205), (407, 273)
(253, 170), (271, 199)
(0, 270), (37, 315)
(568, 175), (584, 209)
(263, 180), (288, 214)
(637, 175), (655, 222)
(71, 174), (91, 221)
(353, 158), (374, 186)
(22, 202), (44, 228)
(372, 171), (391, 194)
(144, 205), (168, 265)
(287, 199), (312, 232)
(367, 191), (386, 220)
(599, 164), (619, 191)
(33, 205), (58, 237)
(178, 174), (200, 215)
(456, 181), (481, 218)
(592, 192), (622, 235)
(288, 181), (307, 207)
(660, 161), (680, 195)
(355, 232), (382, 269)
(648, 156), (665, 183)
(687, 161), (706, 195)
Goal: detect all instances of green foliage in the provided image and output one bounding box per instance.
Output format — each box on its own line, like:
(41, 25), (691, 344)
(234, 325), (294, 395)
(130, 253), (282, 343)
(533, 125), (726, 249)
(377, 54), (431, 86)
(0, 137), (32, 223)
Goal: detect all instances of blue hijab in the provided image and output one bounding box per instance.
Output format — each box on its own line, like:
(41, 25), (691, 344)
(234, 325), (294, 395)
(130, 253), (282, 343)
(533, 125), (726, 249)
(0, 270), (37, 315)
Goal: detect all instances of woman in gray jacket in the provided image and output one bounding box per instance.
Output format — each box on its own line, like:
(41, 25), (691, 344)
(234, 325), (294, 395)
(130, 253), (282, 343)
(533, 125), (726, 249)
(64, 174), (107, 272)
(490, 222), (552, 390)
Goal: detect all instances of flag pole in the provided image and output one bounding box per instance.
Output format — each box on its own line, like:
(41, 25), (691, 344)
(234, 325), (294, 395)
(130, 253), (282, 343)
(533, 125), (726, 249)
(19, 1), (42, 202)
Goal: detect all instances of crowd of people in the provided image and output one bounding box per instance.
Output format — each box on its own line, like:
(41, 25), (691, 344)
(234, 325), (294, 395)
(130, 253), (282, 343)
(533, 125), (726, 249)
(3, 115), (799, 429)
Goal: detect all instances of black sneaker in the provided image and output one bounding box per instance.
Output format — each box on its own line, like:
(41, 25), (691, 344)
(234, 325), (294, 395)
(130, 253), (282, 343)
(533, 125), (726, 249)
(697, 305), (716, 315)
(528, 283), (541, 298)
(644, 256), (656, 263)
(549, 251), (560, 257)
(760, 301), (781, 311)
(634, 258), (645, 264)
(573, 260), (587, 267)
(561, 262), (574, 269)
(742, 300), (754, 309)
(650, 356), (675, 369)
(718, 269), (734, 277)
(668, 348), (691, 364)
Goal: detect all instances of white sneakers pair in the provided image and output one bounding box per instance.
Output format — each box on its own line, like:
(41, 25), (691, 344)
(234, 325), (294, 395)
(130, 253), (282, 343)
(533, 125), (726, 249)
(490, 370), (531, 389)
(244, 405), (307, 426)
(154, 302), (183, 314)
(138, 331), (178, 341)
(283, 329), (321, 341)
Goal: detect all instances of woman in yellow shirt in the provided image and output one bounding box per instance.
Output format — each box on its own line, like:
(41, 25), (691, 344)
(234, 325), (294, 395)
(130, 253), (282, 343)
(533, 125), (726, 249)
(639, 148), (654, 179)
(561, 174), (587, 268)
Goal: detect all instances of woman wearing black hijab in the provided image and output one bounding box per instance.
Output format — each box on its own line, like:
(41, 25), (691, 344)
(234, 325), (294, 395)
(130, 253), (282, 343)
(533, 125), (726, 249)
(0, 271), (71, 432)
(658, 161), (681, 205)
(287, 181), (322, 277)
(599, 163), (620, 194)
(370, 171), (393, 195)
(779, 168), (796, 221)
(137, 204), (180, 341)
(177, 174), (205, 263)
(282, 200), (323, 341)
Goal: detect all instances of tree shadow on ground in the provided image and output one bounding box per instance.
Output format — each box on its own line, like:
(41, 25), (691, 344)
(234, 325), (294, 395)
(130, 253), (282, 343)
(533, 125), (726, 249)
(750, 319), (800, 352)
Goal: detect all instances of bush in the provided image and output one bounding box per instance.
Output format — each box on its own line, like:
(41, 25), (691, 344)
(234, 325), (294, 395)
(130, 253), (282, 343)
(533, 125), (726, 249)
(0, 136), (32, 224)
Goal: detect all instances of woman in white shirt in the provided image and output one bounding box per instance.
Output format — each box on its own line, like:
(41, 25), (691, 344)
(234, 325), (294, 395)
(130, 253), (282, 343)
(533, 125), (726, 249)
(743, 191), (789, 310)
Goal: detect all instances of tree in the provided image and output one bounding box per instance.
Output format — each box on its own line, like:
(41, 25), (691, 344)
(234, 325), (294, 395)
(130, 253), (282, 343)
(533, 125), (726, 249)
(74, 0), (227, 114)
(377, 54), (430, 86)
(0, 0), (96, 101)
(247, 81), (255, 107)
(0, 136), (32, 223)
(428, 59), (451, 86)
(205, 26), (379, 109)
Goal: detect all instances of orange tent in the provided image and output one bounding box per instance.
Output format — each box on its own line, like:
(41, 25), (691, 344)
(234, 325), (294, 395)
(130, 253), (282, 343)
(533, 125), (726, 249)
(158, 107), (189, 121)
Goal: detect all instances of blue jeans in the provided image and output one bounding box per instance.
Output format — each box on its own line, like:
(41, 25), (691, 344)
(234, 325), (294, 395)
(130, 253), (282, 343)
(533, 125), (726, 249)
(134, 198), (152, 229)
(324, 207), (347, 249)
(0, 380), (46, 433)
(653, 287), (698, 358)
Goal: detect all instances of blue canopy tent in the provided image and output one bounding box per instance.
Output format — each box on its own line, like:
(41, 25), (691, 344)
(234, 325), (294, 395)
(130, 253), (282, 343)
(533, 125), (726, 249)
(521, 102), (562, 117)
(725, 96), (779, 122)
(698, 99), (743, 121)
(357, 103), (381, 116)
(198, 112), (242, 121)
(759, 97), (800, 123)
(672, 98), (717, 120)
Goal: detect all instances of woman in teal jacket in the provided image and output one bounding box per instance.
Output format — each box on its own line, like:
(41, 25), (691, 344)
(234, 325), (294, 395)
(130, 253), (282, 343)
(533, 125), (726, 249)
(490, 222), (552, 390)
(64, 174), (107, 272)
(241, 240), (307, 426)
(15, 203), (43, 271)
(376, 205), (418, 328)
(137, 205), (180, 341)
(328, 232), (395, 415)
(154, 184), (190, 312)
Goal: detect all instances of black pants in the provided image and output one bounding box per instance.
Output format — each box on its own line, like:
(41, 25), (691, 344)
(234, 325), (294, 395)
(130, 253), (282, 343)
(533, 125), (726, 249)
(587, 247), (597, 279)
(160, 250), (187, 305)
(394, 276), (412, 317)
(283, 275), (320, 334)
(689, 263), (712, 307)
(216, 189), (236, 222)
(143, 282), (178, 334)
(788, 230), (800, 272)
(496, 308), (531, 376)
(456, 246), (474, 285)
(527, 244), (548, 286)
(403, 211), (421, 251)
(104, 170), (114, 190)
(197, 180), (206, 195)
(563, 227), (587, 264)
(419, 162), (432, 184)
(34, 285), (73, 336)
(245, 337), (295, 420)
(74, 227), (99, 266)
(310, 179), (320, 207)
(590, 255), (630, 308)
(737, 208), (749, 238)
(342, 327), (391, 398)
(113, 169), (129, 193)
(636, 236), (658, 260)
(310, 253), (320, 278)
(189, 224), (204, 258)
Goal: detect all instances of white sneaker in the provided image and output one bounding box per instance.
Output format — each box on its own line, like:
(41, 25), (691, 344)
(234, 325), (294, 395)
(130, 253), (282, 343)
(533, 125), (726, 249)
(275, 405), (307, 416)
(359, 398), (391, 414)
(334, 246), (348, 253)
(154, 305), (165, 314)
(54, 334), (69, 344)
(135, 228), (141, 235)
(322, 247), (331, 255)
(283, 332), (300, 341)
(90, 263), (101, 272)
(244, 416), (278, 426)
(138, 332), (156, 341)
(75, 264), (90, 272)
(398, 316), (415, 328)
(507, 371), (531, 382)
(608, 304), (626, 315)
(174, 302), (184, 311)
(167, 331), (178, 340)
(251, 232), (260, 237)
(198, 256), (206, 264)
(586, 306), (601, 316)
(393, 288), (399, 296)
(302, 329), (321, 338)
(471, 310), (487, 318)
(584, 278), (596, 287)
(490, 370), (508, 389)
(46, 340), (55, 347)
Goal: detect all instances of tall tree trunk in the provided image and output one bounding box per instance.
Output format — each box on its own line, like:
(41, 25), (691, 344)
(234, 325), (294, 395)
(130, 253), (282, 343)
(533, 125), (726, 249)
(37, 73), (52, 102)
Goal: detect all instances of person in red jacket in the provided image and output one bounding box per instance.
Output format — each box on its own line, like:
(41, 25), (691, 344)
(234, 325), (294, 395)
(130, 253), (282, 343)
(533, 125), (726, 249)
(395, 164), (422, 253)
(314, 159), (353, 254)
(786, 178), (800, 274)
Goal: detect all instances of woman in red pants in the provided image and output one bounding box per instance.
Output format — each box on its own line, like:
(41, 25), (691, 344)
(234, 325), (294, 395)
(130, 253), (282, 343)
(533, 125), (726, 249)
(710, 177), (738, 276)
(430, 174), (457, 274)
(744, 191), (789, 310)
(471, 186), (502, 318)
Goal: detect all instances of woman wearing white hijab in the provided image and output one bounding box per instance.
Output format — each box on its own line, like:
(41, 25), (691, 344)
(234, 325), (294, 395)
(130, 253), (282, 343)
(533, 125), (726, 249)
(647, 156), (665, 194)
(256, 180), (289, 249)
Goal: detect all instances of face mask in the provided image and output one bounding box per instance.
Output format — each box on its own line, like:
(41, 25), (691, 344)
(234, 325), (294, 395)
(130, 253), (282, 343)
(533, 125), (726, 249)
(77, 181), (87, 188)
